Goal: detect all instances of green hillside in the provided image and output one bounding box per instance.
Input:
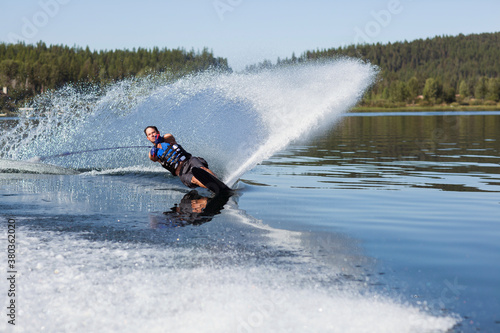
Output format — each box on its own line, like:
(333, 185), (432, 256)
(2, 33), (499, 112)
(251, 32), (500, 108)
(0, 42), (230, 112)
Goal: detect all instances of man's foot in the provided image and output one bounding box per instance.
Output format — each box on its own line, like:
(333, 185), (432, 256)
(192, 167), (232, 195)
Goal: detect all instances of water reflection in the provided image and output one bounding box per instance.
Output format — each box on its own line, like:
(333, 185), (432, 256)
(322, 113), (500, 163)
(264, 113), (500, 193)
(149, 190), (233, 228)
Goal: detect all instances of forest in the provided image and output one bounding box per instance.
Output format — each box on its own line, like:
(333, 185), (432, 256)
(1, 32), (499, 112)
(0, 42), (230, 112)
(248, 32), (500, 109)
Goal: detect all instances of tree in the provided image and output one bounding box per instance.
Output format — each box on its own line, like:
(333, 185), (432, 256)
(407, 76), (419, 102)
(474, 77), (488, 99)
(423, 78), (442, 102)
(487, 78), (500, 102)
(389, 80), (408, 103)
(443, 85), (456, 103)
(78, 58), (92, 81)
(458, 80), (469, 98)
(382, 86), (390, 100)
(0, 59), (20, 84)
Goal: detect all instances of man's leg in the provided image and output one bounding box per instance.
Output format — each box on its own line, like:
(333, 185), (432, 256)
(179, 157), (221, 189)
(191, 167), (218, 188)
(191, 167), (232, 195)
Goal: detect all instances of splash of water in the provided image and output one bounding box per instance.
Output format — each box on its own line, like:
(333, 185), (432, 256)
(0, 59), (377, 185)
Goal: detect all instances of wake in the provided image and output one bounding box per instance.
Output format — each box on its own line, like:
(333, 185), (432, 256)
(0, 59), (377, 185)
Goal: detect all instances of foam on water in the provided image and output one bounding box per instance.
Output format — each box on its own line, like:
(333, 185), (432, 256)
(1, 59), (376, 184)
(79, 164), (167, 176)
(0, 219), (459, 333)
(0, 159), (78, 175)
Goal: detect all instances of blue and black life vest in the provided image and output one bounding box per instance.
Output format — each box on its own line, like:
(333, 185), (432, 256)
(157, 142), (191, 175)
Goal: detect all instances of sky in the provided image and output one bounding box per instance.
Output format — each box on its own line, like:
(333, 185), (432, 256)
(1, 0), (499, 71)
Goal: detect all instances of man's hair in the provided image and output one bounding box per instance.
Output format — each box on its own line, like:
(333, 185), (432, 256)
(144, 126), (159, 135)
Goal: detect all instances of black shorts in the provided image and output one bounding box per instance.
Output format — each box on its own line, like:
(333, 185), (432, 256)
(178, 157), (209, 188)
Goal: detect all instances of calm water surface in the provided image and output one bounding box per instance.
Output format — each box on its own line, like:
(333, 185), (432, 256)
(1, 111), (499, 332)
(240, 112), (500, 331)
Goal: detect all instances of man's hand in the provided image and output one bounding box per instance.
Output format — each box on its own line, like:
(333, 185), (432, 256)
(154, 134), (165, 145)
(150, 147), (159, 158)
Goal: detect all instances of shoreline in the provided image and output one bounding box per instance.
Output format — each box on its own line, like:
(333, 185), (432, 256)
(2, 105), (500, 117)
(0, 112), (18, 117)
(352, 105), (500, 112)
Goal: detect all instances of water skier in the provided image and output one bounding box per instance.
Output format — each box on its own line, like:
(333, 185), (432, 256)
(144, 126), (231, 194)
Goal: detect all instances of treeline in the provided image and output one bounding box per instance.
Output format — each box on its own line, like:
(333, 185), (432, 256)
(248, 32), (500, 107)
(0, 41), (230, 111)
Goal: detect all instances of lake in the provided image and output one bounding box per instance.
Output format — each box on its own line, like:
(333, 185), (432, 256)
(1, 110), (499, 332)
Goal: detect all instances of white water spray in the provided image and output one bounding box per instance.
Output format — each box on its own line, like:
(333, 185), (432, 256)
(0, 59), (377, 183)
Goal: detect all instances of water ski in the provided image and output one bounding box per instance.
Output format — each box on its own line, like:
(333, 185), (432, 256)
(192, 167), (232, 195)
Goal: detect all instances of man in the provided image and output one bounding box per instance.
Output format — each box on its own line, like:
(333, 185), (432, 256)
(144, 126), (231, 194)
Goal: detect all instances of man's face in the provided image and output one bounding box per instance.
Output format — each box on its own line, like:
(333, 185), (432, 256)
(145, 127), (159, 143)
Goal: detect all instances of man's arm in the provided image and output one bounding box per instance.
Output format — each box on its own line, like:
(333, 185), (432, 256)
(163, 133), (177, 144)
(149, 149), (159, 161)
(148, 133), (177, 161)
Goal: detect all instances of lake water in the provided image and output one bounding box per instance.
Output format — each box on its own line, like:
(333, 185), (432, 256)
(0, 62), (499, 332)
(1, 111), (499, 332)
